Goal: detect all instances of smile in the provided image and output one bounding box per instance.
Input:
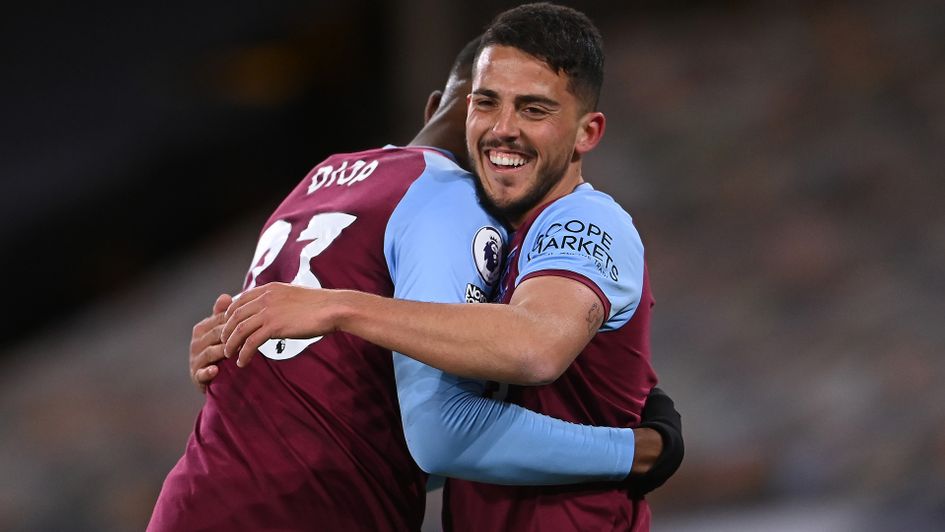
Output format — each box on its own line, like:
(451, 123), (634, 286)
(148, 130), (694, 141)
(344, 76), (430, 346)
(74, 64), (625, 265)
(486, 149), (531, 170)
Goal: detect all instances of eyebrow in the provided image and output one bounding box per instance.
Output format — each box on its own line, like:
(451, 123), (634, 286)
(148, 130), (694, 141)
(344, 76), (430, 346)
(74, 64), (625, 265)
(472, 88), (560, 108)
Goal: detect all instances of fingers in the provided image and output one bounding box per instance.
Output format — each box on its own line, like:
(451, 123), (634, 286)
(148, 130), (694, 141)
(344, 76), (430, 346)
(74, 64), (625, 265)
(237, 327), (272, 368)
(213, 293), (233, 315)
(191, 340), (226, 375)
(190, 343), (226, 390)
(221, 295), (266, 350)
(219, 287), (270, 364)
(191, 292), (232, 338)
(190, 311), (227, 392)
(223, 311), (267, 365)
(220, 283), (297, 369)
(225, 285), (268, 320)
(202, 322), (225, 348)
(195, 364), (219, 383)
(188, 293), (239, 392)
(193, 365), (219, 393)
(191, 312), (220, 340)
(191, 318), (225, 360)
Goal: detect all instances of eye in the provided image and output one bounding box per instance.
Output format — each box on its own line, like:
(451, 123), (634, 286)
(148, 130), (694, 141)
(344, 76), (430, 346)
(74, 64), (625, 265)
(521, 106), (548, 119)
(472, 97), (497, 110)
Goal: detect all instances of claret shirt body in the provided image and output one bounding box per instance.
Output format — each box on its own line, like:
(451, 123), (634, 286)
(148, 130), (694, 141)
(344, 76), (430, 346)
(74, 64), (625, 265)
(445, 183), (658, 532)
(149, 147), (487, 531)
(150, 149), (648, 531)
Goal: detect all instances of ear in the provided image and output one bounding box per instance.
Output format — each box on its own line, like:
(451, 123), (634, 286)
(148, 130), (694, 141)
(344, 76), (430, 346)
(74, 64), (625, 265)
(574, 111), (605, 155)
(423, 90), (444, 124)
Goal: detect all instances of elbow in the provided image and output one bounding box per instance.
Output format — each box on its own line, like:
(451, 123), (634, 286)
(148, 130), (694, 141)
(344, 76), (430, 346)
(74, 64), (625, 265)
(407, 441), (453, 477)
(513, 345), (570, 386)
(401, 414), (464, 476)
(502, 318), (578, 385)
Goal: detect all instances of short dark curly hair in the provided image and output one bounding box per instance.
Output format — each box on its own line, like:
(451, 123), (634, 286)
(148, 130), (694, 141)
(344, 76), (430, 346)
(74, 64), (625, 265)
(477, 2), (604, 112)
(449, 35), (482, 81)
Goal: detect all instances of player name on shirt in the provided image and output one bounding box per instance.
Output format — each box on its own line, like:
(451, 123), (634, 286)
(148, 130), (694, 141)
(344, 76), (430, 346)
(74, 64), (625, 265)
(307, 157), (380, 193)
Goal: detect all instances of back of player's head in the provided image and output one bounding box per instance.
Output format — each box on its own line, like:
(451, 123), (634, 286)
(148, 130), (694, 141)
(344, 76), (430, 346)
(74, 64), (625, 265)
(478, 2), (604, 112)
(415, 35), (484, 159)
(450, 35), (483, 80)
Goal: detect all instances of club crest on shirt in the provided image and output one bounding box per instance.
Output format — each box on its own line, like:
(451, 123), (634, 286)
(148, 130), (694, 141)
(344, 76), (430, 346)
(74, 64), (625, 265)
(472, 226), (503, 286)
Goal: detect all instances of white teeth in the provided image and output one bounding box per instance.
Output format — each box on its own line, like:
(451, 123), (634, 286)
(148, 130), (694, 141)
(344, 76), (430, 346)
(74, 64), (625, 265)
(488, 151), (526, 168)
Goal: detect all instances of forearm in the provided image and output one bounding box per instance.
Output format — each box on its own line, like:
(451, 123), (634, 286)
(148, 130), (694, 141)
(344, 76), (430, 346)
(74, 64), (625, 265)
(410, 399), (635, 485)
(334, 290), (575, 385)
(395, 354), (634, 484)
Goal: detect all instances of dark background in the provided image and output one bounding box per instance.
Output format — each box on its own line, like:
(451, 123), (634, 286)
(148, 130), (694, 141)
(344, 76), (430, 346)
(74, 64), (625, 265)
(1, 1), (943, 530)
(1, 1), (390, 344)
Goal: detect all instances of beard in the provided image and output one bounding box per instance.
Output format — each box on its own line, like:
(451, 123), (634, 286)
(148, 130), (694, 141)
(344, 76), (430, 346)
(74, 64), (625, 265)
(470, 144), (572, 225)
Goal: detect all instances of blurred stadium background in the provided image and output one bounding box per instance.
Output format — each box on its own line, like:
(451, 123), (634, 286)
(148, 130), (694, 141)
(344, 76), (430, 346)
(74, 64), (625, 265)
(1, 1), (943, 530)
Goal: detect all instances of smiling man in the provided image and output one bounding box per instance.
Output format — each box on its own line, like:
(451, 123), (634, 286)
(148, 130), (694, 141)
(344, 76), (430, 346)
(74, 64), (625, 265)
(221, 3), (667, 530)
(154, 7), (682, 529)
(468, 45), (603, 228)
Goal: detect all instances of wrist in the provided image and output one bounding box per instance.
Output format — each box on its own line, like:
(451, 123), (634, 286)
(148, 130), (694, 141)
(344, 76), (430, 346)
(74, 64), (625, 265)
(629, 427), (662, 475)
(330, 289), (370, 334)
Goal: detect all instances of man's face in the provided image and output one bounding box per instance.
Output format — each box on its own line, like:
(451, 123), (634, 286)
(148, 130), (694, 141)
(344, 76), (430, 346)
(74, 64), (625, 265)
(466, 45), (588, 225)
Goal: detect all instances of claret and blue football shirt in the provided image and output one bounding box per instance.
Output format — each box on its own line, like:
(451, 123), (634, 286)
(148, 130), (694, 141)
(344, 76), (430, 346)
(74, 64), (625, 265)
(149, 148), (642, 532)
(446, 183), (658, 532)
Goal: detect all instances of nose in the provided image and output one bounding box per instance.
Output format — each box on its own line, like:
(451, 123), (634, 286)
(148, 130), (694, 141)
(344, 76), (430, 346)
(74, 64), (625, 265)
(491, 104), (519, 141)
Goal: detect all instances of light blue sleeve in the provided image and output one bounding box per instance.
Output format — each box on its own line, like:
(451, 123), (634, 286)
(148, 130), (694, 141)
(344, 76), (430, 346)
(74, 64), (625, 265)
(517, 187), (646, 330)
(384, 152), (634, 484)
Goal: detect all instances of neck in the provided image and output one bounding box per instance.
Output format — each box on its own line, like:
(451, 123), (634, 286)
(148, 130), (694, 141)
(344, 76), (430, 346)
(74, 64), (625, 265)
(408, 97), (468, 168)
